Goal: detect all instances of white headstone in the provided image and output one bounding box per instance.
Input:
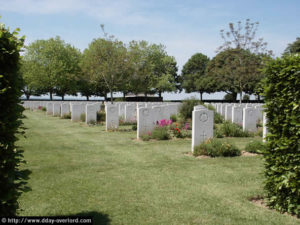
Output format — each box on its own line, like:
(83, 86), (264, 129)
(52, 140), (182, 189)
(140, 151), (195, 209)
(225, 105), (233, 121)
(71, 104), (85, 122)
(232, 106), (243, 126)
(46, 102), (53, 115)
(243, 107), (258, 132)
(105, 104), (119, 130)
(125, 104), (136, 122)
(53, 103), (61, 116)
(263, 112), (268, 143)
(137, 107), (156, 138)
(192, 109), (214, 152)
(86, 104), (97, 124)
(61, 103), (70, 117)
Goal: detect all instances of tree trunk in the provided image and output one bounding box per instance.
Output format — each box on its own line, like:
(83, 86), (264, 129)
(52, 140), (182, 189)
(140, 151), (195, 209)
(158, 91), (162, 99)
(123, 92), (126, 101)
(200, 92), (203, 102)
(86, 96), (89, 101)
(145, 92), (148, 102)
(257, 94), (260, 101)
(110, 90), (113, 104)
(62, 95), (64, 101)
(50, 91), (53, 101)
(26, 94), (30, 100)
(239, 91), (242, 104)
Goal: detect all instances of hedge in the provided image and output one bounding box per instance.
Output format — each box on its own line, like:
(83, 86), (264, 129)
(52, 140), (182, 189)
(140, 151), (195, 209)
(263, 54), (300, 217)
(0, 22), (30, 215)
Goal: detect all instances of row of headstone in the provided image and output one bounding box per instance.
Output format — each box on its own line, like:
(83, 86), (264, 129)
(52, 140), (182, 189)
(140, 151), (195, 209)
(207, 103), (264, 132)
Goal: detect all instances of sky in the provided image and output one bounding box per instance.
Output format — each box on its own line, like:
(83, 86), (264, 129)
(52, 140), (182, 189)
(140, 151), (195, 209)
(0, 0), (299, 100)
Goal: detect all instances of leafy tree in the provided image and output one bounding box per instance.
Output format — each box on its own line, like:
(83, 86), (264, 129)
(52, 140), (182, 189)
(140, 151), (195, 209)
(283, 37), (300, 55)
(181, 53), (211, 101)
(207, 48), (264, 102)
(0, 22), (30, 215)
(147, 44), (179, 98)
(209, 19), (272, 102)
(23, 37), (81, 100)
(128, 40), (155, 100)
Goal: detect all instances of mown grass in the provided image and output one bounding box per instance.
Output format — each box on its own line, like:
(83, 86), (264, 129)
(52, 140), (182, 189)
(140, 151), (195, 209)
(17, 110), (299, 225)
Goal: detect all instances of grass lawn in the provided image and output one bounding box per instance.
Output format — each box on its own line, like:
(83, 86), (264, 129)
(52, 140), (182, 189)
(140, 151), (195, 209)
(17, 110), (299, 225)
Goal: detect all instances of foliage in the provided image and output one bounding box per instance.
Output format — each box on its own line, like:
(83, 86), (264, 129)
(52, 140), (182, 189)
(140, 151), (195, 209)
(131, 124), (137, 131)
(207, 48), (265, 102)
(41, 107), (46, 112)
(80, 113), (86, 122)
(62, 113), (71, 119)
(245, 140), (266, 154)
(181, 53), (211, 101)
(0, 22), (30, 215)
(22, 37), (81, 100)
(193, 139), (241, 157)
(152, 126), (170, 140)
(283, 37), (300, 55)
(179, 98), (201, 120)
(262, 54), (300, 217)
(141, 134), (151, 141)
(97, 111), (106, 122)
(170, 114), (177, 122)
(219, 121), (253, 137)
(243, 94), (250, 101)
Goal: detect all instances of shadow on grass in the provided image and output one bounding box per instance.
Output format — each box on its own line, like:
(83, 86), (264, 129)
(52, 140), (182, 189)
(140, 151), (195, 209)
(62, 211), (110, 225)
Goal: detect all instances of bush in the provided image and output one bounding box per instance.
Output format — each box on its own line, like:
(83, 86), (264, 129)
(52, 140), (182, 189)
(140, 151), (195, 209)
(62, 112), (71, 119)
(170, 114), (177, 122)
(219, 121), (253, 137)
(97, 111), (106, 122)
(0, 24), (30, 215)
(245, 140), (266, 154)
(132, 124), (137, 131)
(152, 126), (170, 140)
(42, 106), (46, 111)
(141, 134), (151, 141)
(193, 139), (241, 157)
(88, 120), (96, 125)
(80, 113), (86, 122)
(243, 94), (250, 101)
(179, 98), (201, 120)
(262, 54), (300, 216)
(223, 93), (236, 101)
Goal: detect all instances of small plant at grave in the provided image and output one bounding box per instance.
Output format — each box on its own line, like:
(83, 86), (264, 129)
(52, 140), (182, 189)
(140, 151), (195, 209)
(256, 127), (263, 137)
(169, 122), (191, 139)
(256, 120), (262, 128)
(132, 124), (137, 131)
(245, 140), (266, 154)
(42, 107), (46, 111)
(62, 112), (71, 119)
(119, 116), (125, 124)
(80, 113), (86, 122)
(193, 138), (241, 157)
(214, 127), (224, 138)
(88, 120), (96, 126)
(38, 106), (42, 110)
(152, 126), (170, 140)
(170, 114), (177, 122)
(219, 121), (253, 137)
(141, 133), (151, 141)
(97, 111), (106, 123)
(179, 98), (202, 120)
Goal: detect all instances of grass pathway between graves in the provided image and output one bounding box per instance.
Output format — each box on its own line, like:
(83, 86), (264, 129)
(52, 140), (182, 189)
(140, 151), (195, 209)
(17, 110), (299, 225)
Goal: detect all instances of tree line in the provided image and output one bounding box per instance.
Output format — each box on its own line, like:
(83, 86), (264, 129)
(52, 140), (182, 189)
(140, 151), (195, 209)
(21, 20), (299, 103)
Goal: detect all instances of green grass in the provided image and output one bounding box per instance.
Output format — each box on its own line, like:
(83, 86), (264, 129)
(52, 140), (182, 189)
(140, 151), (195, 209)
(17, 110), (299, 225)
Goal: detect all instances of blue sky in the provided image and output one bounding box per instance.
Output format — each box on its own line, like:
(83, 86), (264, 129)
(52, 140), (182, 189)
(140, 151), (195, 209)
(1, 0), (299, 100)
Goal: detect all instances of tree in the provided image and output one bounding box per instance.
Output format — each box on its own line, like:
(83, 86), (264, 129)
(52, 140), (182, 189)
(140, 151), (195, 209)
(0, 22), (30, 215)
(147, 44), (179, 98)
(128, 40), (155, 100)
(206, 48), (264, 102)
(181, 53), (210, 101)
(210, 19), (272, 102)
(23, 37), (81, 100)
(283, 37), (300, 55)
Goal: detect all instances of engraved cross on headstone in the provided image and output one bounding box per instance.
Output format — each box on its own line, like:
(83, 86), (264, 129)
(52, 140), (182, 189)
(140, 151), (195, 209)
(200, 130), (207, 141)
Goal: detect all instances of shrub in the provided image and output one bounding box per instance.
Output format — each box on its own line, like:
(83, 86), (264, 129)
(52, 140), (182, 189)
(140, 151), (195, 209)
(80, 113), (86, 122)
(0, 24), (30, 215)
(179, 98), (201, 120)
(219, 121), (253, 137)
(42, 106), (46, 111)
(152, 126), (170, 140)
(170, 114), (177, 122)
(132, 124), (137, 131)
(88, 120), (96, 125)
(193, 139), (241, 157)
(262, 54), (300, 216)
(97, 111), (106, 122)
(245, 140), (266, 154)
(214, 128), (224, 138)
(243, 94), (250, 101)
(223, 93), (236, 101)
(141, 134), (151, 141)
(62, 112), (71, 119)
